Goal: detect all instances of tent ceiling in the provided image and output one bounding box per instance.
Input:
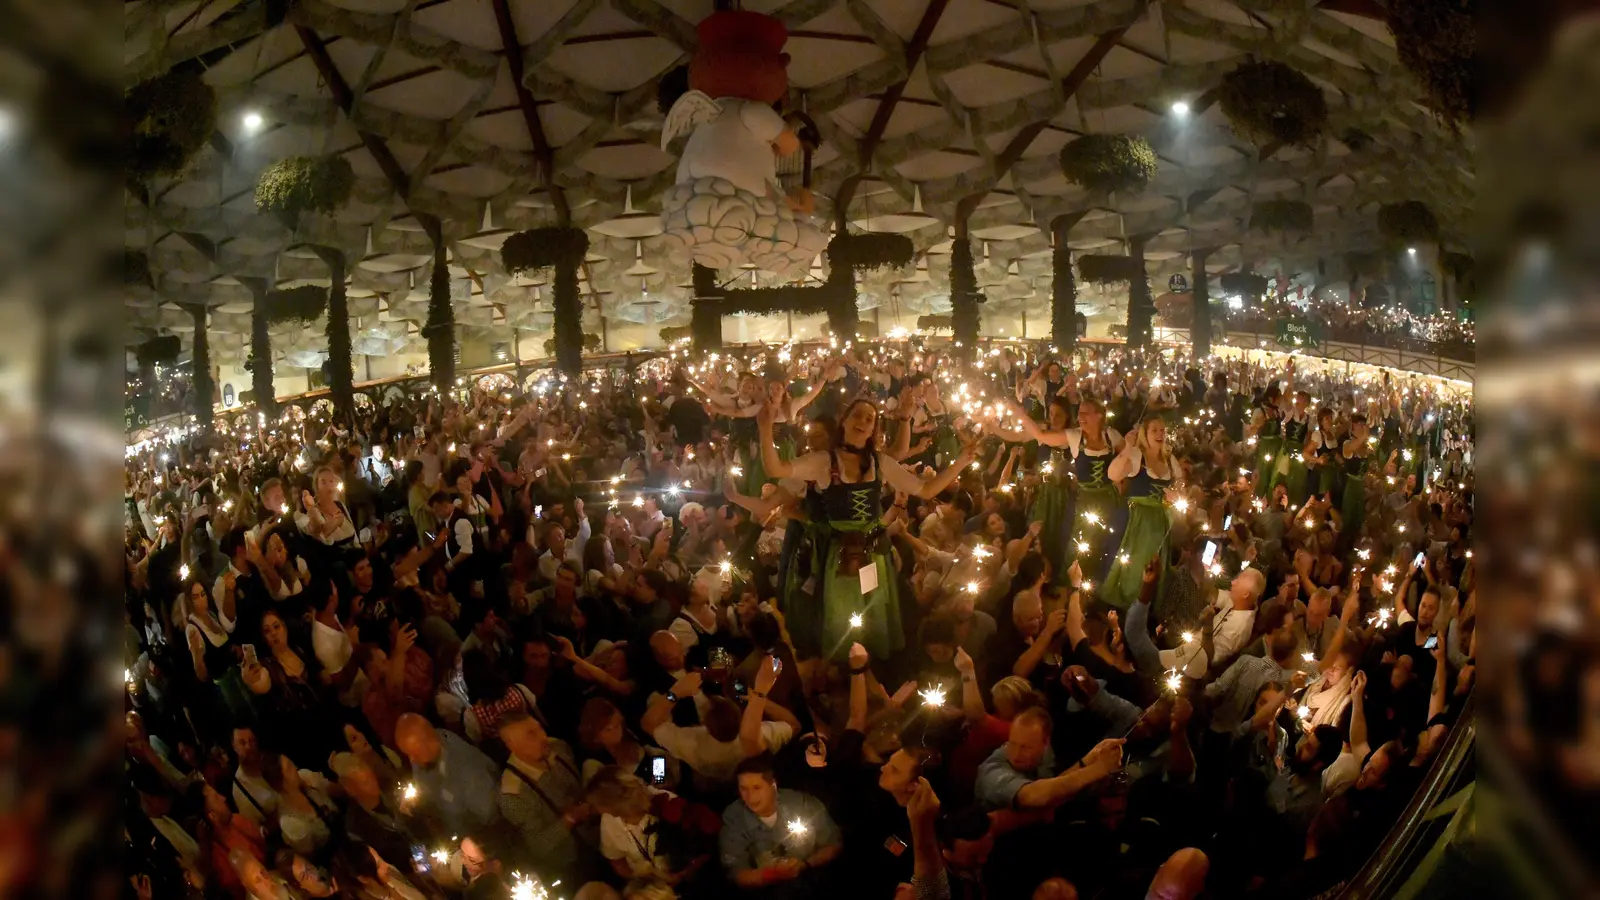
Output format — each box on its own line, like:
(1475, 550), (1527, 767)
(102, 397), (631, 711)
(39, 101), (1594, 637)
(125, 0), (1472, 361)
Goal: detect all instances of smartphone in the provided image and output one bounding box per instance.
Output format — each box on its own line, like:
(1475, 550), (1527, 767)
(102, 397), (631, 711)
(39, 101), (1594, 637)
(242, 644), (258, 667)
(650, 755), (667, 784)
(534, 505), (543, 520)
(1423, 635), (1439, 650)
(1223, 515), (1232, 531)
(1201, 541), (1217, 567)
(732, 680), (748, 701)
(1412, 552), (1425, 569)
(410, 844), (431, 874)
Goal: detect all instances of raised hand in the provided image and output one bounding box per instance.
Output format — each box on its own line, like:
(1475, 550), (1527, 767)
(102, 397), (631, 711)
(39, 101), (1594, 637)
(953, 647), (975, 679)
(1080, 738), (1126, 779)
(848, 642), (868, 671)
(754, 653), (782, 695)
(906, 777), (941, 828)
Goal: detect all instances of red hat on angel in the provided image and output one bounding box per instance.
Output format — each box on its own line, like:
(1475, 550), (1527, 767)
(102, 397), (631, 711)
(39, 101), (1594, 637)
(689, 10), (791, 104)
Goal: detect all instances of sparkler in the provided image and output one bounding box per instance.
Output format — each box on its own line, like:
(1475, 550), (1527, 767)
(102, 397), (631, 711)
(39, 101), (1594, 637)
(1181, 631), (1195, 644)
(179, 564), (189, 580)
(919, 686), (947, 708)
(965, 581), (980, 595)
(849, 612), (864, 629)
(719, 560), (732, 576)
(402, 782), (418, 802)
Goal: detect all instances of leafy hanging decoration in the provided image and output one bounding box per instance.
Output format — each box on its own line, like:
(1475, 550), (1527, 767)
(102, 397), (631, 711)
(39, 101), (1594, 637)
(126, 69), (217, 181)
(425, 246), (455, 393)
(916, 315), (952, 332)
(254, 156), (356, 215)
(1250, 200), (1314, 235)
(1377, 201), (1440, 247)
(543, 334), (603, 355)
(1217, 60), (1328, 147)
(1051, 234), (1077, 352)
(501, 227), (590, 274)
(135, 334), (182, 367)
(125, 249), (154, 287)
(827, 232), (915, 272)
(718, 286), (837, 317)
(949, 236), (984, 353)
(1077, 254), (1144, 285)
(1057, 134), (1159, 194)
(659, 325), (693, 345)
(264, 286), (329, 326)
(1219, 271), (1271, 299)
(1387, 0), (1475, 127)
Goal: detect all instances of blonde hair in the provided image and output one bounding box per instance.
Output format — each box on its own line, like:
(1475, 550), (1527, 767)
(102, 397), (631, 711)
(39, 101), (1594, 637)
(991, 676), (1045, 716)
(1131, 418), (1175, 475)
(585, 766), (652, 820)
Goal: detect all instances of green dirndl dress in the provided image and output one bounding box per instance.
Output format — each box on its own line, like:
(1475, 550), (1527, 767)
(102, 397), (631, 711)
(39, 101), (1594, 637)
(779, 487), (830, 659)
(815, 452), (903, 661)
(1337, 451), (1369, 550)
(1065, 435), (1121, 583)
(1100, 464), (1174, 611)
(1252, 407), (1285, 498)
(1275, 414), (1312, 505)
(1313, 434), (1340, 498)
(1030, 448), (1071, 579)
(934, 416), (962, 469)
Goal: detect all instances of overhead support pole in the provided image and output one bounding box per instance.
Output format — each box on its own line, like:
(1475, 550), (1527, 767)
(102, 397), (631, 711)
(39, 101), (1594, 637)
(1050, 212), (1089, 356)
(184, 304), (214, 434)
(1125, 233), (1154, 348)
(240, 276), (277, 419)
(1191, 247), (1213, 359)
(311, 246), (353, 424)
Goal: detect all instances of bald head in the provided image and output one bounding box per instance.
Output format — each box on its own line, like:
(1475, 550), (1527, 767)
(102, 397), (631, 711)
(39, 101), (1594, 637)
(649, 630), (684, 671)
(1146, 848), (1209, 900)
(574, 884), (622, 900)
(394, 713), (441, 766)
(1033, 877), (1079, 900)
(1012, 589), (1044, 639)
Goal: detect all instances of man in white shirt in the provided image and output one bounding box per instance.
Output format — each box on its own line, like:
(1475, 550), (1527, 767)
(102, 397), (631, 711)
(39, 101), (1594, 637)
(1161, 566), (1265, 679)
(639, 661), (798, 786)
(535, 508), (591, 583)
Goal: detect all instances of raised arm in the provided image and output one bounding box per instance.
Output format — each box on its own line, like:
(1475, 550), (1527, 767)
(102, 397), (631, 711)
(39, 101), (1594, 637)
(1013, 739), (1123, 809)
(756, 400), (795, 480)
(739, 654), (783, 757)
(1348, 670), (1370, 759)
(954, 649), (986, 726)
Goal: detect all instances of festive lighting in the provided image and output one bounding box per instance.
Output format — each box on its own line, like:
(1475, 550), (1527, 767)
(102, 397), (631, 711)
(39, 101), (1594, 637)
(719, 560), (732, 575)
(971, 545), (991, 559)
(1296, 705), (1311, 720)
(1173, 498), (1189, 514)
(668, 483), (681, 496)
(402, 783), (418, 801)
(1209, 562), (1223, 576)
(1182, 631), (1195, 644)
(920, 686), (947, 708)
(431, 848), (450, 864)
(1119, 553), (1130, 565)
(632, 495), (644, 508)
(849, 612), (864, 629)
(1302, 652), (1316, 663)
(1083, 511), (1101, 525)
(965, 581), (980, 595)
(1165, 672), (1183, 693)
(178, 564), (189, 580)
(1077, 541), (1090, 553)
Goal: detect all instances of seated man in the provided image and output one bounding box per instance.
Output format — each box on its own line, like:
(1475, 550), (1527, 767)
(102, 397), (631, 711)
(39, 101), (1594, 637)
(720, 755), (842, 895)
(974, 707), (1124, 813)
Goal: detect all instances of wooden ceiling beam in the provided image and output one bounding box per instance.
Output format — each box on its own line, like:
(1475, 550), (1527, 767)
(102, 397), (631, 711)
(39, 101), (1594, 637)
(489, 0), (571, 226)
(832, 0), (953, 226)
(955, 26), (1129, 226)
(293, 22), (443, 246)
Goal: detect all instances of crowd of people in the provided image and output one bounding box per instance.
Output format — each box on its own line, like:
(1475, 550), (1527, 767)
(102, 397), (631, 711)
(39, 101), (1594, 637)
(124, 339), (1476, 900)
(1223, 300), (1475, 351)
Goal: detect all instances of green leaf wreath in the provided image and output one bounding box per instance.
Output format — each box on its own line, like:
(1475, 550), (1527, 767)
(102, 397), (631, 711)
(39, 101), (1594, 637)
(1057, 134), (1159, 194)
(264, 286), (329, 326)
(135, 334), (182, 367)
(126, 69), (217, 182)
(125, 249), (154, 287)
(1217, 60), (1328, 147)
(1387, 0), (1474, 128)
(1250, 200), (1314, 235)
(1077, 254), (1144, 285)
(1377, 201), (1440, 246)
(254, 156), (356, 215)
(501, 227), (590, 274)
(827, 232), (915, 272)
(1219, 271), (1271, 299)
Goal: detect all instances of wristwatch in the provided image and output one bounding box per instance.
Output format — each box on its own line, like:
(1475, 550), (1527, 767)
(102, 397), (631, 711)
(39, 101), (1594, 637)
(665, 691), (679, 704)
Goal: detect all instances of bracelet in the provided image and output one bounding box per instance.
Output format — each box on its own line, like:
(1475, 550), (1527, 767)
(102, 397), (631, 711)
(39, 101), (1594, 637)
(849, 663), (870, 676)
(752, 691), (768, 699)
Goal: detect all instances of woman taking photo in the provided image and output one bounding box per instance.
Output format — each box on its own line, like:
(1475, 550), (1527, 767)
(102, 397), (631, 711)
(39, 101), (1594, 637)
(241, 609), (342, 768)
(757, 396), (981, 661)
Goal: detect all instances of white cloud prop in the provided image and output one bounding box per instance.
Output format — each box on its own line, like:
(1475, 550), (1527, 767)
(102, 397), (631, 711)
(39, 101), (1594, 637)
(658, 176), (827, 281)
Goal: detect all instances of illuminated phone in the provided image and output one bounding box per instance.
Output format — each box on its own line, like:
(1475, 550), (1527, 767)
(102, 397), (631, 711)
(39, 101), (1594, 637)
(1223, 515), (1232, 531)
(650, 756), (667, 784)
(242, 644), (258, 667)
(1423, 635), (1438, 650)
(1412, 552), (1425, 569)
(1201, 541), (1217, 567)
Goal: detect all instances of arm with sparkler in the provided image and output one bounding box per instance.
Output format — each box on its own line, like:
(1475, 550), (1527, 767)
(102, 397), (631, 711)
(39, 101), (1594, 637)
(738, 655), (784, 758)
(954, 648), (985, 726)
(1167, 695), (1197, 780)
(1347, 671), (1370, 763)
(907, 778), (949, 900)
(1124, 562), (1166, 678)
(1012, 738), (1126, 810)
(1014, 607), (1066, 679)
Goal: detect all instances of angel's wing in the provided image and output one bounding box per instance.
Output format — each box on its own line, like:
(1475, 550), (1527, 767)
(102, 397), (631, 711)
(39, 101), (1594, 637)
(660, 90), (723, 150)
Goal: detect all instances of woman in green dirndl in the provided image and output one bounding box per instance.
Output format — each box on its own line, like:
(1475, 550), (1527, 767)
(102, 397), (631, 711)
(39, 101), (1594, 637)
(997, 396), (1123, 585)
(1274, 391), (1314, 505)
(757, 396), (980, 661)
(1336, 415), (1373, 551)
(1099, 418), (1179, 611)
(692, 368), (829, 493)
(1247, 384), (1286, 498)
(1306, 407), (1341, 499)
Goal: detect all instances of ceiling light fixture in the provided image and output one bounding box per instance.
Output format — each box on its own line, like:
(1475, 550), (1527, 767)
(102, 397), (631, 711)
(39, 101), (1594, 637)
(242, 111), (264, 133)
(1170, 100), (1190, 117)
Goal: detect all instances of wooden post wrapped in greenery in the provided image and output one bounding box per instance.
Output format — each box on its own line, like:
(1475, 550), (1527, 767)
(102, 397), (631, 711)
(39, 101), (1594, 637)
(1124, 236), (1153, 348)
(1057, 134), (1158, 194)
(950, 233), (982, 358)
(1191, 249), (1212, 359)
(1387, 0), (1474, 128)
(502, 226), (589, 377)
(185, 305), (213, 433)
(425, 240), (455, 395)
(135, 334), (181, 369)
(127, 69), (217, 182)
(264, 286), (328, 326)
(1049, 217), (1078, 355)
(1217, 60), (1328, 147)
(313, 247), (353, 424)
(690, 264), (723, 353)
(245, 279), (276, 418)
(824, 261), (858, 341)
(1250, 200), (1313, 236)
(255, 156), (356, 217)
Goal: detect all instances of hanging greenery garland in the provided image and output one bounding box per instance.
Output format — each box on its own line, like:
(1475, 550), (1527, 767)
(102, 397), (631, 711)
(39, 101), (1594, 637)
(1219, 271), (1271, 299)
(1387, 0), (1474, 127)
(255, 156), (356, 216)
(827, 232), (915, 272)
(1377, 201), (1440, 247)
(1217, 60), (1328, 147)
(126, 69), (217, 182)
(135, 334), (182, 367)
(544, 333), (604, 355)
(1077, 254), (1144, 285)
(659, 325), (693, 344)
(1057, 134), (1159, 194)
(501, 227), (590, 274)
(125, 249), (153, 287)
(264, 286), (328, 326)
(916, 314), (952, 331)
(1249, 200), (1314, 235)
